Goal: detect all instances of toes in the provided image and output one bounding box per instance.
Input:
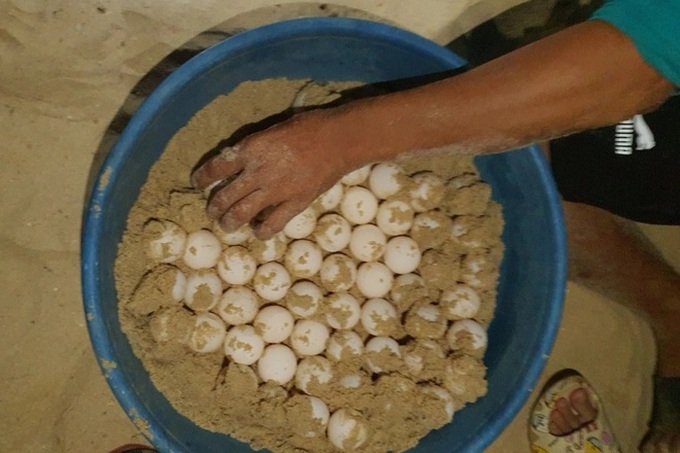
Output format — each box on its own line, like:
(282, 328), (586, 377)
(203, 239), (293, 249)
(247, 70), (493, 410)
(555, 397), (582, 432)
(549, 406), (572, 436)
(570, 387), (598, 423)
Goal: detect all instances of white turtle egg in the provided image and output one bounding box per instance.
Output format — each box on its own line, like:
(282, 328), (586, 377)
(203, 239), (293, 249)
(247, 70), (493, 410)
(383, 236), (421, 274)
(320, 253), (357, 292)
(360, 298), (398, 336)
(283, 206), (317, 239)
(224, 325), (265, 365)
(355, 262), (393, 299)
(440, 284), (481, 320)
(409, 172), (446, 212)
(327, 409), (369, 451)
(290, 320), (330, 356)
(421, 384), (456, 420)
(325, 331), (364, 361)
(171, 269), (187, 302)
(295, 356), (333, 394)
(349, 224), (386, 262)
(212, 222), (253, 246)
(216, 246), (257, 285)
(325, 293), (361, 330)
(340, 186), (378, 225)
(284, 240), (323, 278)
(390, 273), (426, 305)
(253, 262), (292, 302)
(339, 374), (363, 389)
(189, 313), (226, 353)
(286, 281), (323, 318)
(254, 305), (295, 343)
(315, 182), (344, 212)
(144, 220), (187, 264)
(215, 286), (259, 325)
(446, 319), (488, 353)
(376, 199), (414, 236)
(365, 336), (400, 355)
(250, 232), (288, 263)
(257, 344), (298, 385)
(341, 164), (372, 186)
(309, 396), (330, 429)
(368, 162), (405, 199)
(182, 229), (222, 270)
(314, 214), (352, 252)
(365, 336), (401, 373)
(184, 271), (222, 311)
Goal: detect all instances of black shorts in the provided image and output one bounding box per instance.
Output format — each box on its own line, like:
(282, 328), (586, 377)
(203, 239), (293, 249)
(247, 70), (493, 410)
(550, 95), (680, 225)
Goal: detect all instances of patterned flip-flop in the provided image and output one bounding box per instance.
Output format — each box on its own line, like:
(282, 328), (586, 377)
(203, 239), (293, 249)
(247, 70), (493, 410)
(529, 369), (621, 453)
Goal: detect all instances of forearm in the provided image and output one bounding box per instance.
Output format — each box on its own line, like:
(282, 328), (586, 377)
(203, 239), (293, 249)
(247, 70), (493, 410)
(322, 20), (674, 166)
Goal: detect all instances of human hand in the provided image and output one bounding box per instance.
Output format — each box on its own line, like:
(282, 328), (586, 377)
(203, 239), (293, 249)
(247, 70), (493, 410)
(191, 110), (355, 239)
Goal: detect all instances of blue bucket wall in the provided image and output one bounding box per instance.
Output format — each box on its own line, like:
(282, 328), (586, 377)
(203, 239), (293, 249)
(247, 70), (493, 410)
(82, 17), (566, 453)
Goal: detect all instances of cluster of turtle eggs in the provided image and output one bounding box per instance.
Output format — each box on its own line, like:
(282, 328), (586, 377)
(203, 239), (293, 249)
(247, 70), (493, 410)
(142, 162), (488, 451)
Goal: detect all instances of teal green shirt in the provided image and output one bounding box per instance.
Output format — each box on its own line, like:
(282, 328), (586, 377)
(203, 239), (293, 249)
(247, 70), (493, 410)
(592, 0), (680, 87)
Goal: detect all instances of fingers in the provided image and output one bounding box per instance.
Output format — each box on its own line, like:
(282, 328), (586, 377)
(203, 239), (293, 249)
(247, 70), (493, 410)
(191, 147), (243, 189)
(216, 189), (275, 233)
(253, 201), (306, 240)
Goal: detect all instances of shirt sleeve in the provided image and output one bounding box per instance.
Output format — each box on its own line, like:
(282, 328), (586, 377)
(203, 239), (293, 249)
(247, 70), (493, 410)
(591, 0), (680, 87)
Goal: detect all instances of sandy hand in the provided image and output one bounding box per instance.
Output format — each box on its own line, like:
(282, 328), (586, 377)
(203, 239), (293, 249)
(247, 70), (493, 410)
(191, 111), (352, 239)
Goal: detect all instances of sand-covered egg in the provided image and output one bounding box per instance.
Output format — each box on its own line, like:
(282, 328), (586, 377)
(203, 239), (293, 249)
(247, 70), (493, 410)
(409, 172), (446, 212)
(216, 246), (257, 285)
(224, 325), (265, 365)
(325, 330), (364, 361)
(286, 281), (323, 318)
(320, 253), (357, 292)
(340, 186), (378, 225)
(369, 162), (405, 199)
(250, 232), (288, 263)
(365, 336), (401, 373)
(183, 271), (222, 311)
(283, 206), (317, 239)
(290, 320), (330, 356)
(182, 229), (222, 270)
(254, 305), (295, 344)
(284, 239), (323, 278)
(144, 219), (187, 263)
(383, 236), (421, 274)
(376, 199), (414, 236)
(253, 262), (292, 302)
(446, 319), (488, 354)
(295, 356), (333, 394)
(257, 344), (298, 385)
(341, 164), (372, 186)
(360, 298), (398, 336)
(314, 182), (343, 212)
(325, 292), (361, 330)
(314, 213), (352, 253)
(349, 224), (386, 262)
(212, 222), (252, 246)
(189, 313), (227, 353)
(440, 284), (481, 320)
(327, 409), (369, 451)
(356, 262), (393, 298)
(215, 286), (259, 325)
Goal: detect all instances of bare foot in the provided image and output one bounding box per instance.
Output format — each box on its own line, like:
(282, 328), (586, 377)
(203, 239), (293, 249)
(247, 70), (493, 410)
(548, 387), (598, 435)
(548, 386), (680, 453)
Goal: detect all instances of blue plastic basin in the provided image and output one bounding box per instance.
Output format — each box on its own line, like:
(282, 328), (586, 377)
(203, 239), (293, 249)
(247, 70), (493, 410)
(82, 17), (566, 453)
